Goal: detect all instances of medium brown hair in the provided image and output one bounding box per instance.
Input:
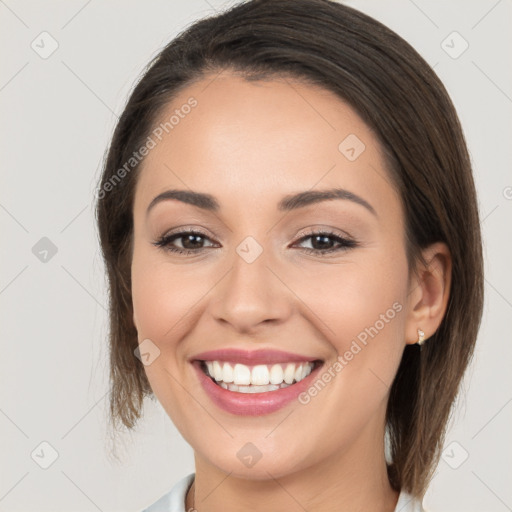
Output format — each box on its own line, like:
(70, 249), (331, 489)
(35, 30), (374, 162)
(95, 0), (484, 497)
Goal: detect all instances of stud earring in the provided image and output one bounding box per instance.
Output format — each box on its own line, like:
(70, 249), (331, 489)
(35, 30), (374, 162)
(416, 328), (425, 346)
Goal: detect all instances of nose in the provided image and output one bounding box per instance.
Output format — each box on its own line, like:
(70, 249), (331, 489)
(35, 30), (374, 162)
(210, 243), (293, 335)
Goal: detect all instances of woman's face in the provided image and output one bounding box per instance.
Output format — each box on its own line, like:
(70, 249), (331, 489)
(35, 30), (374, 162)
(131, 73), (418, 479)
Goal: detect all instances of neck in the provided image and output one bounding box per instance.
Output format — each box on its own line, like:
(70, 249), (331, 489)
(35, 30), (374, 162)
(186, 420), (399, 512)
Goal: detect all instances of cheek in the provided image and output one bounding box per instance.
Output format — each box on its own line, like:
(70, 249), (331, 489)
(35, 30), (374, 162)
(130, 248), (196, 407)
(292, 253), (407, 349)
(130, 247), (205, 434)
(290, 253), (407, 409)
(131, 248), (205, 344)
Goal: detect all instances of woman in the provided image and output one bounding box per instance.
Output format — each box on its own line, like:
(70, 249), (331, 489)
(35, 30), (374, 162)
(95, 0), (484, 510)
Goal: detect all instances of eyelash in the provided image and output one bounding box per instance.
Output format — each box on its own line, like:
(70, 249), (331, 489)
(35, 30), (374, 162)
(152, 228), (358, 256)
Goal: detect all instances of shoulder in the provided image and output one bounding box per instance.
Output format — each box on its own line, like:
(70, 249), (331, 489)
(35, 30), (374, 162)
(140, 473), (195, 512)
(394, 491), (426, 512)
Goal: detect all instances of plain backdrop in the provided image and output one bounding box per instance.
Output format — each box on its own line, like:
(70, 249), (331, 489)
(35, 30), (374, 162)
(0, 1), (511, 511)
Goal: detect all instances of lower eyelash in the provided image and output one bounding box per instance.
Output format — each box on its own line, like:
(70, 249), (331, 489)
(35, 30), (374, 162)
(152, 230), (358, 256)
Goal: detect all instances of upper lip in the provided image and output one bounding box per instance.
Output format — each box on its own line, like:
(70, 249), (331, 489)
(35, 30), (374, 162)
(191, 348), (321, 365)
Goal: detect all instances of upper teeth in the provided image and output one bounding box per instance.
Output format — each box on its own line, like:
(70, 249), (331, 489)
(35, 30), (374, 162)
(204, 361), (314, 386)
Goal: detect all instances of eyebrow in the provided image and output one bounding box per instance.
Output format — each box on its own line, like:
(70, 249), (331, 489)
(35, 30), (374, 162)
(146, 187), (377, 217)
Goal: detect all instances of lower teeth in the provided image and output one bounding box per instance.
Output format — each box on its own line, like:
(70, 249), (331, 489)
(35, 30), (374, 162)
(217, 381), (292, 393)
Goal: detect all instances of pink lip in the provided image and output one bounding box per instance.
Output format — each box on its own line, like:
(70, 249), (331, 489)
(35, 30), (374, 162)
(191, 348), (318, 365)
(192, 359), (323, 416)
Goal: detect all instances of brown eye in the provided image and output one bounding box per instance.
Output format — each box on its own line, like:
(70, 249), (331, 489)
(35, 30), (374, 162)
(153, 230), (217, 255)
(294, 231), (358, 255)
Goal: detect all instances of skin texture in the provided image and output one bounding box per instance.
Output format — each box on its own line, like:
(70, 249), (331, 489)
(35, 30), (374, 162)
(131, 73), (452, 512)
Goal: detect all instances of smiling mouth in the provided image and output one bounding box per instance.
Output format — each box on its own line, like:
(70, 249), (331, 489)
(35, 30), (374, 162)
(199, 360), (323, 393)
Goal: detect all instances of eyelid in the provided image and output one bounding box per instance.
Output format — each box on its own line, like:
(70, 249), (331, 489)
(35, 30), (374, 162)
(293, 225), (353, 241)
(160, 225), (214, 239)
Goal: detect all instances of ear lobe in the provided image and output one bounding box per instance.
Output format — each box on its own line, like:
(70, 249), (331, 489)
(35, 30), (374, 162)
(404, 242), (452, 345)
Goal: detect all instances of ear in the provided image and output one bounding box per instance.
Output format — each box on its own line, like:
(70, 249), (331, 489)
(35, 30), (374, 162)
(404, 242), (452, 345)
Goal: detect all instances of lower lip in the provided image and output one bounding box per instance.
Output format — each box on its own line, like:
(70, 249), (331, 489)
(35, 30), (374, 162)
(192, 361), (322, 416)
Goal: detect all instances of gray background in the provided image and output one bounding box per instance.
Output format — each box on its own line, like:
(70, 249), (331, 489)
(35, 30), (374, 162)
(0, 0), (511, 511)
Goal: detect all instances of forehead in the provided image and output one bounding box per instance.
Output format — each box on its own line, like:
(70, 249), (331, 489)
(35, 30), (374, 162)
(134, 73), (400, 220)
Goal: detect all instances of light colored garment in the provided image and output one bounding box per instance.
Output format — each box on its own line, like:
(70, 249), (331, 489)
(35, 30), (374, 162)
(141, 472), (425, 511)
